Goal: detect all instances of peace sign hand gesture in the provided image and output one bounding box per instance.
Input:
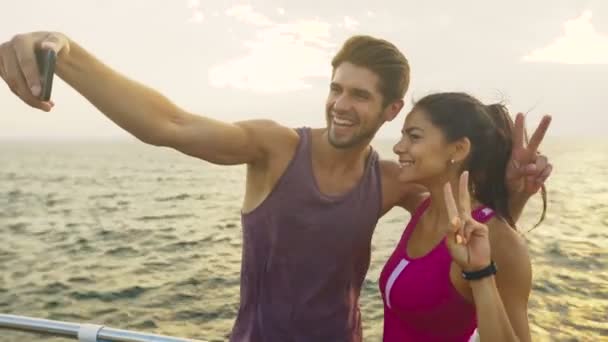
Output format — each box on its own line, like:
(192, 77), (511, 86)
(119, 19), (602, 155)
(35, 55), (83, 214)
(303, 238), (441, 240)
(505, 113), (552, 195)
(443, 171), (491, 272)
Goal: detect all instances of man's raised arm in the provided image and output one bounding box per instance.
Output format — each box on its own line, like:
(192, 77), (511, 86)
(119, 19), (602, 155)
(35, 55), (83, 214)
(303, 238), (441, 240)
(0, 32), (291, 166)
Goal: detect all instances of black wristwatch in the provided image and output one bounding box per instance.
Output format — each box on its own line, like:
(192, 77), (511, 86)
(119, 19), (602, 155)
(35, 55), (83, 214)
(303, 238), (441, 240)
(462, 261), (497, 281)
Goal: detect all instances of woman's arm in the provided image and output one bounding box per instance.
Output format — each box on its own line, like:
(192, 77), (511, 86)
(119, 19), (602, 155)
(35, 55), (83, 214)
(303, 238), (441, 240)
(472, 219), (532, 342)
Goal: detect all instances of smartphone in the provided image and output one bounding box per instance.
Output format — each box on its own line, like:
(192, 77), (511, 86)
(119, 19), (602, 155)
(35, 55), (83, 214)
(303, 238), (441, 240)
(35, 48), (56, 101)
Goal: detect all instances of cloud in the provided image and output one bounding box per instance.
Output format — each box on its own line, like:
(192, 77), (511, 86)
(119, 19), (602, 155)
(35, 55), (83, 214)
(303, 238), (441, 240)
(523, 10), (608, 64)
(187, 0), (204, 23)
(343, 16), (359, 30)
(209, 7), (335, 92)
(189, 10), (204, 23)
(226, 5), (273, 26)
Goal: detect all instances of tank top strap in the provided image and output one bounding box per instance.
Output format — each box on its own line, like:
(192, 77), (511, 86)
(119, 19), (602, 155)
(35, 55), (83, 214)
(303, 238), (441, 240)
(366, 145), (379, 168)
(295, 126), (311, 153)
(398, 198), (494, 246)
(472, 205), (495, 223)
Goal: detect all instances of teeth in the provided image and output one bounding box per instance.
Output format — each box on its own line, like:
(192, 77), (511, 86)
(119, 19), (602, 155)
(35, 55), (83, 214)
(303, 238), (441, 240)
(399, 161), (414, 168)
(333, 117), (354, 126)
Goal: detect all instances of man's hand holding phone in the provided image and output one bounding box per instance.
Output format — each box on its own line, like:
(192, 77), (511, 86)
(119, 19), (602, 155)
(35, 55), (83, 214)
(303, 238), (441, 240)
(0, 32), (69, 111)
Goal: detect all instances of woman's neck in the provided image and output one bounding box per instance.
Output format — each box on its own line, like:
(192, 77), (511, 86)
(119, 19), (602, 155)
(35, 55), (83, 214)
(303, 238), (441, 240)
(422, 178), (477, 233)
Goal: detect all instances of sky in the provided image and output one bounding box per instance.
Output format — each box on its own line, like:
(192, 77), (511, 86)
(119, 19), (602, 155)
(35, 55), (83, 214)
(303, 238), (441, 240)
(0, 0), (606, 140)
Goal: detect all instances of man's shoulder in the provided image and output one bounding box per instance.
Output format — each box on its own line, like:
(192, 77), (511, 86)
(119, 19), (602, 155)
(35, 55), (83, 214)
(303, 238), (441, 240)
(250, 121), (301, 155)
(378, 158), (428, 212)
(236, 120), (300, 149)
(241, 121), (300, 174)
(378, 158), (401, 178)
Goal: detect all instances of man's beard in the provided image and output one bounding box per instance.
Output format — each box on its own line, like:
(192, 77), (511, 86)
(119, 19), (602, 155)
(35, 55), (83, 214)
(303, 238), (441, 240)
(326, 111), (383, 149)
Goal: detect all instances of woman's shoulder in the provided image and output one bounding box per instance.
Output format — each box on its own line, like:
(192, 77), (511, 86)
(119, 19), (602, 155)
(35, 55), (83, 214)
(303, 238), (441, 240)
(487, 217), (532, 284)
(487, 218), (528, 252)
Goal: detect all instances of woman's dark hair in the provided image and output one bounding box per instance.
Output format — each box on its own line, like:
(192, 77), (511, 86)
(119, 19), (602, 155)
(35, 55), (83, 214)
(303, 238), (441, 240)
(414, 92), (547, 229)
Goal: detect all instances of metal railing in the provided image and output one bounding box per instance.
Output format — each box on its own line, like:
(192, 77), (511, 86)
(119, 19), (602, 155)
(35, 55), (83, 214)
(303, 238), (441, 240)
(0, 314), (207, 342)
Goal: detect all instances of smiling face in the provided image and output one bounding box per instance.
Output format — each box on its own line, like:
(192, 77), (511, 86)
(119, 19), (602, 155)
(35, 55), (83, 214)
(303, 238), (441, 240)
(325, 62), (390, 148)
(393, 91), (533, 230)
(393, 108), (461, 186)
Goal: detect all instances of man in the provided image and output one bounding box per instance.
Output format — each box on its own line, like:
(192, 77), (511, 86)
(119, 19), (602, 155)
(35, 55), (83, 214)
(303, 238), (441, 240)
(0, 32), (551, 341)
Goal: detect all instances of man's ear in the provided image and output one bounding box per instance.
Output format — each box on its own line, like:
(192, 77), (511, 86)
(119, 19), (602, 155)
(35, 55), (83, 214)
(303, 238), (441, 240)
(384, 99), (405, 122)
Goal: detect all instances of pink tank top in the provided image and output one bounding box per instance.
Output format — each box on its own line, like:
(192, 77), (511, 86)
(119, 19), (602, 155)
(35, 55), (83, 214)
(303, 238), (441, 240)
(378, 197), (495, 341)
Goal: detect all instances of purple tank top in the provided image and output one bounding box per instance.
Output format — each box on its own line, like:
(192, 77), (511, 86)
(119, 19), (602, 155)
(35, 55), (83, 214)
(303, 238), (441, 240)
(379, 197), (495, 341)
(230, 127), (382, 342)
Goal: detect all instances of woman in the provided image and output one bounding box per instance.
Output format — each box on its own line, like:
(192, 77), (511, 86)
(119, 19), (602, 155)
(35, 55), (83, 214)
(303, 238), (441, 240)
(379, 92), (547, 341)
